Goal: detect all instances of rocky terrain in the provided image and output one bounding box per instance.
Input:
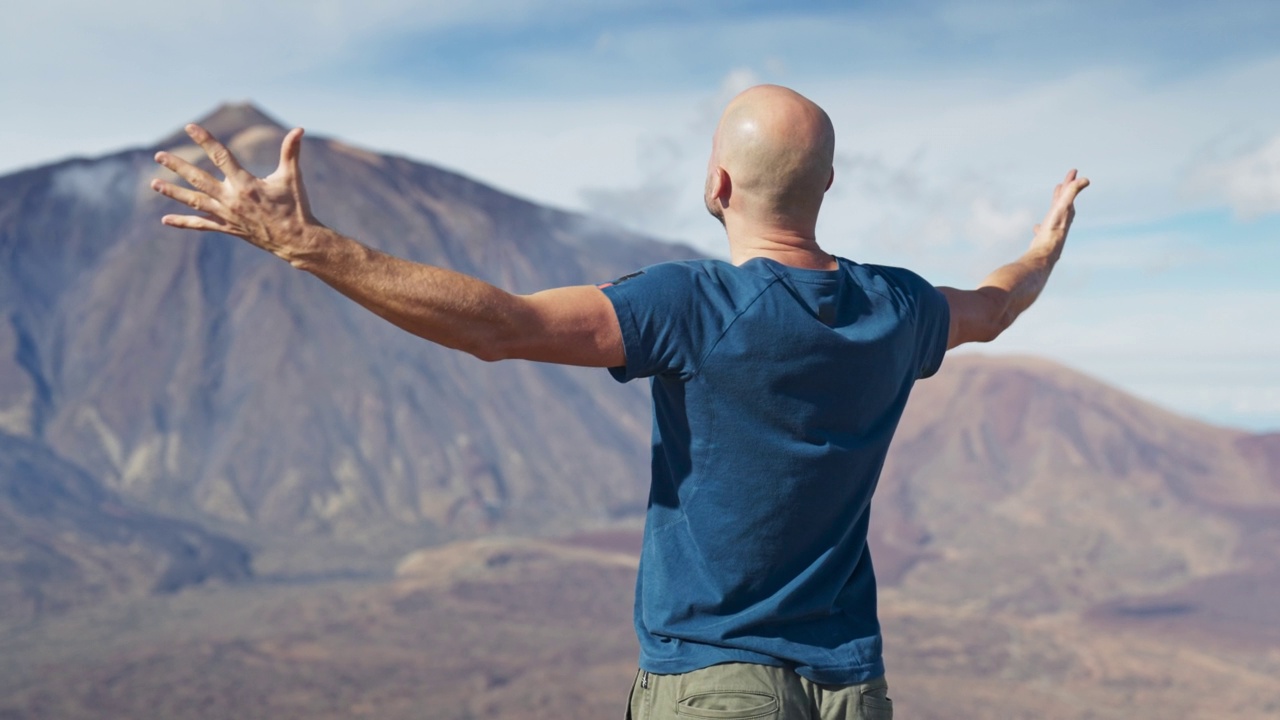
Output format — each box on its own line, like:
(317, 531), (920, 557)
(0, 103), (690, 617)
(0, 431), (250, 623)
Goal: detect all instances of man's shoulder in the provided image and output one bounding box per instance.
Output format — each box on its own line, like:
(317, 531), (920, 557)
(836, 259), (938, 297)
(600, 258), (720, 287)
(601, 258), (772, 296)
(838, 258), (924, 282)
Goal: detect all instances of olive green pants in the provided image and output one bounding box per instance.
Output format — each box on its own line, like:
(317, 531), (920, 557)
(625, 662), (893, 720)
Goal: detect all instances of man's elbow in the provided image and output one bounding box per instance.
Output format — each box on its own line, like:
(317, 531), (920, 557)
(452, 325), (515, 363)
(468, 345), (507, 363)
(982, 313), (1014, 343)
(975, 290), (1016, 343)
(952, 310), (1008, 347)
(463, 333), (516, 362)
(955, 320), (1001, 347)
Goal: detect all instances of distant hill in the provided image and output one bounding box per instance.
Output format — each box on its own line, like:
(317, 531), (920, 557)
(873, 354), (1280, 613)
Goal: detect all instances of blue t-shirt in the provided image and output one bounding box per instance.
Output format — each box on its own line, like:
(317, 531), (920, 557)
(601, 256), (949, 684)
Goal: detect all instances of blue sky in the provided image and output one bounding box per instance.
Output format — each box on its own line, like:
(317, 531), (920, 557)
(2, 0), (1277, 431)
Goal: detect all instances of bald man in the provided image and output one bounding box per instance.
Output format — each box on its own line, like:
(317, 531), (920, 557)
(152, 85), (1089, 719)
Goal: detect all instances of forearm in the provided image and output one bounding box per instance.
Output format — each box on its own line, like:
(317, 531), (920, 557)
(934, 170), (1087, 350)
(286, 224), (523, 360)
(149, 124), (621, 366)
(977, 230), (1064, 332)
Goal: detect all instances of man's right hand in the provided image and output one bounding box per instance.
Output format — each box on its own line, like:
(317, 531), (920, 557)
(1029, 169), (1091, 259)
(936, 169), (1091, 350)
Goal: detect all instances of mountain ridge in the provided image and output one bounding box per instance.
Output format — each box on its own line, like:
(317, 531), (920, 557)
(0, 102), (696, 616)
(154, 101), (288, 149)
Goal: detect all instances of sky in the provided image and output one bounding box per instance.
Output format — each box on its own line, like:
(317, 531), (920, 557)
(2, 0), (1278, 432)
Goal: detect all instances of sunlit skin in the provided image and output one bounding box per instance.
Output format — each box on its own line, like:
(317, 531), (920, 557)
(150, 85), (1088, 360)
(704, 84), (838, 270)
(150, 124), (625, 366)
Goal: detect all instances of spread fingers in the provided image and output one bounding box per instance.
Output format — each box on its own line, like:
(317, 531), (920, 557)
(154, 150), (222, 195)
(160, 214), (228, 232)
(185, 124), (252, 184)
(150, 178), (225, 216)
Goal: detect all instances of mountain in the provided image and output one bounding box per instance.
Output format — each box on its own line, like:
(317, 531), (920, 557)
(872, 354), (1280, 614)
(0, 431), (251, 623)
(0, 103), (693, 567)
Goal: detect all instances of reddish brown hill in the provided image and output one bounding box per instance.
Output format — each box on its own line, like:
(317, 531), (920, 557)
(873, 354), (1278, 614)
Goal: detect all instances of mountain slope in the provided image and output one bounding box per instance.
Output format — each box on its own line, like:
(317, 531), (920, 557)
(0, 431), (251, 623)
(0, 103), (694, 554)
(873, 353), (1280, 613)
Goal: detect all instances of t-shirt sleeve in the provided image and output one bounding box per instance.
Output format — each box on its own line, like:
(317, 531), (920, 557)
(878, 266), (950, 379)
(914, 282), (950, 379)
(598, 262), (707, 383)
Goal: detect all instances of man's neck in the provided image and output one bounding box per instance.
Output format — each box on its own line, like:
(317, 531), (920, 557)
(727, 231), (838, 271)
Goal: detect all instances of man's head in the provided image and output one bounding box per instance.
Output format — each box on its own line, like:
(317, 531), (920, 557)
(704, 85), (835, 235)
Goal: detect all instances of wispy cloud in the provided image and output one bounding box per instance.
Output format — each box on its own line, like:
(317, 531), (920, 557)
(1187, 133), (1280, 220)
(576, 68), (763, 253)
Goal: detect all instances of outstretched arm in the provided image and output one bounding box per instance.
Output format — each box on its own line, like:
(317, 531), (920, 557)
(150, 124), (624, 367)
(937, 170), (1090, 349)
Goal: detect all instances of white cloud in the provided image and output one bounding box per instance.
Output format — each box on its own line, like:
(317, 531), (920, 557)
(1, 0), (587, 56)
(716, 68), (763, 103)
(961, 286), (1280, 431)
(375, 51), (1274, 287)
(820, 147), (1041, 271)
(965, 197), (1037, 251)
(0, 0), (648, 174)
(575, 67), (768, 254)
(1188, 134), (1280, 220)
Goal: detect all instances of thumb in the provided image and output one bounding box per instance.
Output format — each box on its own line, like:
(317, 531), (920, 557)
(278, 127), (305, 177)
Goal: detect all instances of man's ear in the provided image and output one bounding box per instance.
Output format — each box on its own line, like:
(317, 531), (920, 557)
(826, 168), (835, 192)
(712, 167), (731, 206)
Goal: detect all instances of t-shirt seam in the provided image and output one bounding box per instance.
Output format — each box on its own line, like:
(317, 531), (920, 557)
(781, 276), (841, 286)
(920, 285), (950, 378)
(859, 265), (947, 380)
(604, 285), (647, 382)
(860, 265), (907, 306)
(749, 256), (846, 286)
(688, 276), (782, 380)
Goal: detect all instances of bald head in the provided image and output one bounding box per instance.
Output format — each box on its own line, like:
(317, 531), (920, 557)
(705, 85), (835, 229)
